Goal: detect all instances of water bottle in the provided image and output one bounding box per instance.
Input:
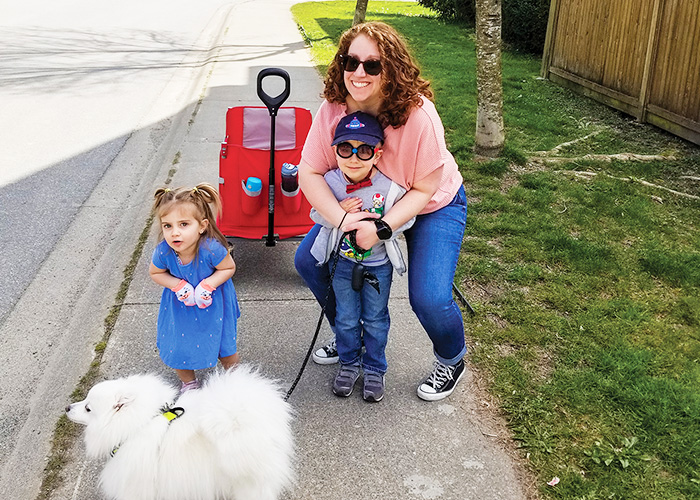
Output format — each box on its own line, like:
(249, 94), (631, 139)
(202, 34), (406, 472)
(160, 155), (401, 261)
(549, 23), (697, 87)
(242, 176), (262, 196)
(280, 163), (301, 213)
(281, 163), (299, 194)
(241, 176), (263, 215)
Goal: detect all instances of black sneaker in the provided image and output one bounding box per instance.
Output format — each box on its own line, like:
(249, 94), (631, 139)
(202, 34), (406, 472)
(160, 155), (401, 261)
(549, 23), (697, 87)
(416, 359), (465, 401)
(312, 338), (339, 365)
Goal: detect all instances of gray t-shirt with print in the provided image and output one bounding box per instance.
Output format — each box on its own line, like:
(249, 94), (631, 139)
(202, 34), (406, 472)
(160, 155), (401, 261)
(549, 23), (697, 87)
(323, 167), (392, 265)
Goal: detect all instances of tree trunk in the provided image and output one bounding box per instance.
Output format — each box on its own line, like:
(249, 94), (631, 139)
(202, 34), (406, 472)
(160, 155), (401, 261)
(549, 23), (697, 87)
(353, 0), (369, 26)
(475, 0), (505, 157)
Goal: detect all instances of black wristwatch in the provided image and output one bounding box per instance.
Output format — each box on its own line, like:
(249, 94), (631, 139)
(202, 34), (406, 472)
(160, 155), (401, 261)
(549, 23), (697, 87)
(374, 219), (393, 240)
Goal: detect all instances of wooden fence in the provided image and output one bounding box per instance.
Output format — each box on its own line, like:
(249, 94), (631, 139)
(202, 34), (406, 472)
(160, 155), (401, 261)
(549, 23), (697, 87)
(541, 0), (700, 145)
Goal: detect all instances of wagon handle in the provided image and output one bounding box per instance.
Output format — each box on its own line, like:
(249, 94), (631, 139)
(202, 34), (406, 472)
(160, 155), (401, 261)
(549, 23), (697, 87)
(257, 68), (292, 246)
(257, 68), (291, 117)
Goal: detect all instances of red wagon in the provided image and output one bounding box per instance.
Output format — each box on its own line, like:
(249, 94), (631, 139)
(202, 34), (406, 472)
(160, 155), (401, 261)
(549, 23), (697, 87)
(218, 68), (314, 246)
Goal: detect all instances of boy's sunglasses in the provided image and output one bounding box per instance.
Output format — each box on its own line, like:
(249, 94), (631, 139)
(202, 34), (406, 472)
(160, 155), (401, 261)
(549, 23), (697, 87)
(338, 54), (383, 76)
(335, 142), (377, 161)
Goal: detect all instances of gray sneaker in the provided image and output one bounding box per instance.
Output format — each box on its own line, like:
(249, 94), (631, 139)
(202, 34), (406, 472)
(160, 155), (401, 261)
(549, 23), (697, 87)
(363, 371), (385, 402)
(332, 364), (361, 397)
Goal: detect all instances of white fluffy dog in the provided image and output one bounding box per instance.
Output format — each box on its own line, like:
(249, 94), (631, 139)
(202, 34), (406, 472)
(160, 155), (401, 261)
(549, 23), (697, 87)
(66, 365), (294, 500)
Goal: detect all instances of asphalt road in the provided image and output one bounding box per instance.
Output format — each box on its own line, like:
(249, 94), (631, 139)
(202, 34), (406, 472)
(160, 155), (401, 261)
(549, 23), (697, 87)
(0, 1), (242, 496)
(0, 0), (236, 322)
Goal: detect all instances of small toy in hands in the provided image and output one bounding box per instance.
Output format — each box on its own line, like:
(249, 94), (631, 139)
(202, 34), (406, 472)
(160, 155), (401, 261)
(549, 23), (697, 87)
(195, 281), (215, 308)
(171, 280), (196, 306)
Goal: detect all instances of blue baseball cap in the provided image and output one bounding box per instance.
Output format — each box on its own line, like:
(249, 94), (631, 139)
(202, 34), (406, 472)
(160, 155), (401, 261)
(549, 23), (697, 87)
(332, 111), (384, 147)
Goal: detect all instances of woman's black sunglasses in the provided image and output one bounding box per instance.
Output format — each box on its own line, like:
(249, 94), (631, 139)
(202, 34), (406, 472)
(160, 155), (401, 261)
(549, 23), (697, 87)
(338, 54), (383, 76)
(335, 142), (377, 161)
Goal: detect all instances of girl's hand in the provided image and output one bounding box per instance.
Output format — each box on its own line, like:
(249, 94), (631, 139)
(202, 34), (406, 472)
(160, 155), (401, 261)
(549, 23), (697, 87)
(194, 280), (215, 309)
(339, 197), (362, 213)
(171, 280), (196, 306)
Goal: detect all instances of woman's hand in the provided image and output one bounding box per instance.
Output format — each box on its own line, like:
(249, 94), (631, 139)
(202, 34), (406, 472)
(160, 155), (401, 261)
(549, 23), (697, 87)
(299, 163), (348, 226)
(341, 212), (380, 250)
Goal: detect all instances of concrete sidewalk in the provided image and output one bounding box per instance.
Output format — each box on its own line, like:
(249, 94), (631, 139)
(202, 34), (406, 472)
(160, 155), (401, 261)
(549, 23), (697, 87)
(53, 1), (529, 499)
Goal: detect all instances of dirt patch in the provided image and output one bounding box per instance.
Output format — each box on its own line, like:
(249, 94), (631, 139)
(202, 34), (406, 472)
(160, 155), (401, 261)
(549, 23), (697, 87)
(487, 312), (509, 330)
(500, 172), (520, 193)
(461, 278), (503, 304)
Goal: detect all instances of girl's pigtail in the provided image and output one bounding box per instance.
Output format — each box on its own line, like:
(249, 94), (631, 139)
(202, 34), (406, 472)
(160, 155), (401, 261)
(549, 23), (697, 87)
(194, 183), (223, 218)
(191, 183), (228, 248)
(153, 187), (172, 212)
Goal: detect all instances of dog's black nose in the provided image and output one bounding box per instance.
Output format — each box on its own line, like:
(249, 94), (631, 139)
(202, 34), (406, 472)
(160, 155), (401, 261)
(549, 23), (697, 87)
(65, 405), (71, 413)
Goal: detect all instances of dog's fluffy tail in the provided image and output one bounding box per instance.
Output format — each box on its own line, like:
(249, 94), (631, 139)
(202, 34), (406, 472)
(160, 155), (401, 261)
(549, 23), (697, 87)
(178, 365), (295, 498)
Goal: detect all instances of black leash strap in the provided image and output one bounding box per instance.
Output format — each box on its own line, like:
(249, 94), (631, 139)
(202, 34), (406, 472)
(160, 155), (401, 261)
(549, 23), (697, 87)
(285, 230), (346, 402)
(452, 282), (476, 315)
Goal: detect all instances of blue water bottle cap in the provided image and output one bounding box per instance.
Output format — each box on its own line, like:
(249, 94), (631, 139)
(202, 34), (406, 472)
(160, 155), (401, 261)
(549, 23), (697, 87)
(245, 177), (262, 191)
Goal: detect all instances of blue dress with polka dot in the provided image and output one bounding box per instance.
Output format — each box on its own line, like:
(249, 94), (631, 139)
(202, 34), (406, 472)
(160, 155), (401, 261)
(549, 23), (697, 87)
(152, 238), (240, 369)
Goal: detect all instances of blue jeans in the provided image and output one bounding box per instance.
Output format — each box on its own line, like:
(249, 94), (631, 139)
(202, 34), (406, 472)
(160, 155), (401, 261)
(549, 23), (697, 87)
(331, 258), (393, 374)
(294, 185), (467, 365)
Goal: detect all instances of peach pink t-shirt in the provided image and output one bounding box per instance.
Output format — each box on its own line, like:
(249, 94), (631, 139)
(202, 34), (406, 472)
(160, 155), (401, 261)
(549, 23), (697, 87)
(301, 97), (463, 214)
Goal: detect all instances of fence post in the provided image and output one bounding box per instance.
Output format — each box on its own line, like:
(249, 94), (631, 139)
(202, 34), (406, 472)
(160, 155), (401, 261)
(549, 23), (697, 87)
(638, 0), (663, 123)
(540, 0), (560, 79)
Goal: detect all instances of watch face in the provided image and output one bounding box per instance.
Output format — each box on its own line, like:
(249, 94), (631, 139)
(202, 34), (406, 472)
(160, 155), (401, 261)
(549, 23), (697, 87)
(375, 220), (392, 240)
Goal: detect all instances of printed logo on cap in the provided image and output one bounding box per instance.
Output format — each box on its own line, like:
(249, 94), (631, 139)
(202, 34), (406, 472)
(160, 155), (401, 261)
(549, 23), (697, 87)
(346, 117), (365, 130)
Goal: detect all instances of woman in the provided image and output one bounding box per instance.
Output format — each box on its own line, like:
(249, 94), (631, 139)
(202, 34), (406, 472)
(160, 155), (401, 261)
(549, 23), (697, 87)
(294, 21), (468, 401)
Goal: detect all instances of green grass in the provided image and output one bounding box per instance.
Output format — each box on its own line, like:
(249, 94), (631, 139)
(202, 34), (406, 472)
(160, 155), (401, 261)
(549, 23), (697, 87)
(292, 2), (700, 498)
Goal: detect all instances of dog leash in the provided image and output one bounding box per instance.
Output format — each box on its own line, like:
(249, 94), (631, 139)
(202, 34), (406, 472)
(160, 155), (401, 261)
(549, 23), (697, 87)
(284, 228), (348, 402)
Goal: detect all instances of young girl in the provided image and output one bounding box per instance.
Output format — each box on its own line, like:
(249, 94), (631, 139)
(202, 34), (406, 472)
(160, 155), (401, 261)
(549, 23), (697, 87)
(149, 183), (240, 392)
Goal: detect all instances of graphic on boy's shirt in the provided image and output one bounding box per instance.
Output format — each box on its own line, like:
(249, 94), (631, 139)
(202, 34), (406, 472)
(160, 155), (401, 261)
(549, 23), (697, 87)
(370, 193), (385, 215)
(340, 237), (371, 260)
(340, 191), (386, 260)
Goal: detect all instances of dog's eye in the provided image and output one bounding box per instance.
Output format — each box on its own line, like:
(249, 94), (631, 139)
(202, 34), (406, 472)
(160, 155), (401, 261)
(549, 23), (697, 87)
(85, 404), (91, 413)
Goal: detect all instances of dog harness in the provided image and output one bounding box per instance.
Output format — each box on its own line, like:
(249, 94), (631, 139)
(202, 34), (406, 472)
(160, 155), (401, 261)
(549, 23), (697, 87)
(162, 406), (185, 421)
(110, 406), (185, 457)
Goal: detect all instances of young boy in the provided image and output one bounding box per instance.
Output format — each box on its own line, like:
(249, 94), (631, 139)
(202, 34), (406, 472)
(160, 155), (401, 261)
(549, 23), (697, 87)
(309, 111), (414, 402)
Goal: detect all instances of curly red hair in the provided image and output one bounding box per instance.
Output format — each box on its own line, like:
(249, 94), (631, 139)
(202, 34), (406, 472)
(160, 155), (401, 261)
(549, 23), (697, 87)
(323, 21), (433, 128)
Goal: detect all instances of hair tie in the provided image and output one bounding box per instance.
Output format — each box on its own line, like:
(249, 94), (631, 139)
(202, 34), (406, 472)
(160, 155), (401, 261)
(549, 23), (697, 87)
(192, 186), (199, 193)
(164, 188), (171, 193)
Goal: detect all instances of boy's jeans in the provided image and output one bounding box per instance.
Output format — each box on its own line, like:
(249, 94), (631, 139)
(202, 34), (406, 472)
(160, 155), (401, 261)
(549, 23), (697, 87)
(331, 258), (393, 374)
(294, 185), (467, 365)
